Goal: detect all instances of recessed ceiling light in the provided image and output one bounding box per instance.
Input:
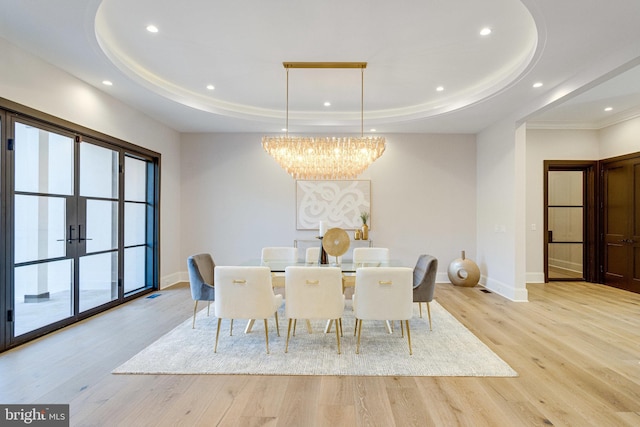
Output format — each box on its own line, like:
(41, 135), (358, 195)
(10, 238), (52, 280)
(604, 107), (613, 112)
(324, 101), (331, 107)
(146, 25), (159, 33)
(281, 128), (287, 132)
(206, 84), (215, 90)
(370, 129), (377, 132)
(436, 86), (444, 92)
(533, 82), (543, 88)
(480, 27), (492, 36)
(102, 80), (113, 86)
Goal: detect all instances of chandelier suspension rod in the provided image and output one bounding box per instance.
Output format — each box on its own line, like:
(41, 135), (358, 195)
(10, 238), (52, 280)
(286, 67), (289, 137)
(361, 67), (364, 137)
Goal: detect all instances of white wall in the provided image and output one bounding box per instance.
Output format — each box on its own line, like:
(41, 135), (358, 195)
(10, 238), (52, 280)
(0, 37), (183, 286)
(180, 132), (477, 281)
(524, 129), (600, 282)
(476, 120), (528, 301)
(599, 116), (640, 158)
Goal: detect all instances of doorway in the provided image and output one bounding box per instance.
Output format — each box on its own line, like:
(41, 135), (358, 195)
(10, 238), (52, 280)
(544, 161), (597, 282)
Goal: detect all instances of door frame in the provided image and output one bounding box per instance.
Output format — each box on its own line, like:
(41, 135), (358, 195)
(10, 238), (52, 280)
(543, 160), (598, 282)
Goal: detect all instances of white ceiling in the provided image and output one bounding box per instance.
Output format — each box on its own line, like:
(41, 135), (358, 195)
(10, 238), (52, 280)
(1, 0), (640, 134)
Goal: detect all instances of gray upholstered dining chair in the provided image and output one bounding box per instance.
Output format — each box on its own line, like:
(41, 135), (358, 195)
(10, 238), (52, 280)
(187, 253), (216, 329)
(412, 254), (438, 330)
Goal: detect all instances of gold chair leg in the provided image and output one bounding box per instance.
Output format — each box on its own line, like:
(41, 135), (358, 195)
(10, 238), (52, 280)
(230, 319), (234, 336)
(335, 318), (341, 354)
(214, 317), (222, 352)
(275, 311), (281, 337)
(427, 302), (432, 331)
(406, 320), (412, 355)
(285, 319), (293, 353)
(264, 319), (270, 354)
(207, 301), (211, 316)
(339, 318), (343, 337)
(354, 318), (358, 336)
(400, 320), (405, 337)
(192, 300), (199, 329)
(293, 319), (297, 336)
(356, 319), (363, 354)
(306, 319), (313, 334)
(418, 302), (423, 318)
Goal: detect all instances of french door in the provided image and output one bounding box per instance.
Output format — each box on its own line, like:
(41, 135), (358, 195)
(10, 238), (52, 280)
(4, 115), (158, 348)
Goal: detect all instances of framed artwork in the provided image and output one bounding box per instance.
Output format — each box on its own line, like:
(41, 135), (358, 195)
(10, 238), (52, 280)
(296, 180), (371, 230)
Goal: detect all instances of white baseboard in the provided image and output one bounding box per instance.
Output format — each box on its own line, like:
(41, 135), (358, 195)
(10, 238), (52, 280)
(481, 275), (529, 302)
(436, 272), (449, 283)
(526, 272), (545, 283)
(160, 271), (187, 289)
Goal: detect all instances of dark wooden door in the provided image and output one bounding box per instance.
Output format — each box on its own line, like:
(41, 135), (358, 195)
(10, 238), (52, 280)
(602, 157), (640, 293)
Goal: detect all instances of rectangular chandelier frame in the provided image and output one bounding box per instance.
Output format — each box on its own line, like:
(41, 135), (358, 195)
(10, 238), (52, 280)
(283, 62), (367, 69)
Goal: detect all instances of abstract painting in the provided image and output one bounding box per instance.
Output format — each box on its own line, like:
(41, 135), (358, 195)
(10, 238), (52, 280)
(296, 180), (371, 230)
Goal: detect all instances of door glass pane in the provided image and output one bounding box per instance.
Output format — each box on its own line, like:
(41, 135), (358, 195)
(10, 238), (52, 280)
(14, 260), (73, 336)
(86, 200), (118, 253)
(548, 243), (584, 279)
(125, 203), (146, 246)
(548, 171), (582, 205)
(548, 207), (583, 242)
(125, 156), (147, 202)
(548, 170), (584, 280)
(14, 122), (73, 195)
(14, 195), (66, 264)
(124, 246), (147, 293)
(79, 252), (117, 312)
(80, 143), (118, 199)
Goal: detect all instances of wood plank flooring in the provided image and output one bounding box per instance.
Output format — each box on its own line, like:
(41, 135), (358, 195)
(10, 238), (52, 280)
(1, 281), (639, 426)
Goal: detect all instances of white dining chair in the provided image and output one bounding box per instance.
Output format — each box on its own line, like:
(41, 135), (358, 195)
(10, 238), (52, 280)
(352, 267), (414, 354)
(305, 247), (320, 264)
(261, 246), (298, 287)
(352, 247), (390, 264)
(261, 247), (299, 263)
(306, 246), (341, 265)
(213, 266), (283, 354)
(284, 266), (345, 353)
(344, 247), (391, 292)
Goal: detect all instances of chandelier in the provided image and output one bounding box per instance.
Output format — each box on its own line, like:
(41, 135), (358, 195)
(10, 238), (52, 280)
(262, 62), (386, 180)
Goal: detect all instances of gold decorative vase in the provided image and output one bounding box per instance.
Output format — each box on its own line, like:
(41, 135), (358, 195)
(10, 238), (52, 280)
(361, 224), (369, 240)
(447, 250), (480, 287)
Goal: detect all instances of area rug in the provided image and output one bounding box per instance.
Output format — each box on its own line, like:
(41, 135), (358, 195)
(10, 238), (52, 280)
(113, 301), (517, 377)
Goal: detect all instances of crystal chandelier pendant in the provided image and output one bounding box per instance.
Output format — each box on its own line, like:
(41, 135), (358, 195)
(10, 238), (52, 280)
(262, 62), (386, 180)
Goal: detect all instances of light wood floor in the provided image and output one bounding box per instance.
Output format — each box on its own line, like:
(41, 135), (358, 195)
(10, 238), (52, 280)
(1, 281), (639, 427)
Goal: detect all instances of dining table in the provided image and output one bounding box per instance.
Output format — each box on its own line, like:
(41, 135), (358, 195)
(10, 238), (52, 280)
(249, 260), (401, 275)
(241, 260), (404, 334)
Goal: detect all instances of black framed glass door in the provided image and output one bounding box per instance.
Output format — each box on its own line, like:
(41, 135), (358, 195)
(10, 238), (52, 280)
(543, 160), (597, 283)
(4, 115), (158, 348)
(13, 120), (77, 336)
